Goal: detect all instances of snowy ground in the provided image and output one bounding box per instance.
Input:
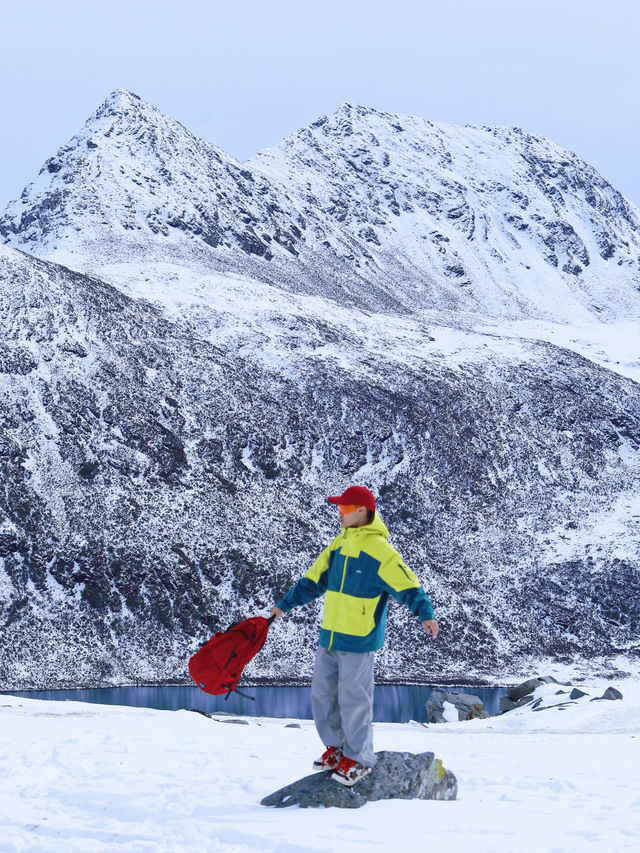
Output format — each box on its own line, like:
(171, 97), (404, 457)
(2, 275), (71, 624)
(2, 679), (639, 853)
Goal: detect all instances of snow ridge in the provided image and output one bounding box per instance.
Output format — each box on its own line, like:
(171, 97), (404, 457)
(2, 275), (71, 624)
(2, 91), (640, 321)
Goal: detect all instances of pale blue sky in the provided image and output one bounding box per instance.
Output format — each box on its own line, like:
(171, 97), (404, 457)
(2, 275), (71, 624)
(1, 0), (639, 207)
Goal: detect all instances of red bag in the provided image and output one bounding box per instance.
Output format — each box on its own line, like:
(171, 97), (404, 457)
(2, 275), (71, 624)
(188, 615), (273, 698)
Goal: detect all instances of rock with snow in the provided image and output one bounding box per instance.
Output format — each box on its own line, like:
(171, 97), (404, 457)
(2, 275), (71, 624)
(426, 691), (489, 723)
(592, 686), (624, 702)
(499, 678), (624, 714)
(570, 688), (589, 700)
(261, 750), (457, 808)
(506, 675), (561, 703)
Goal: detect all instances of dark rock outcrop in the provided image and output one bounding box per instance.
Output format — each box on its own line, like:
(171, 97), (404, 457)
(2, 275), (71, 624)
(591, 686), (623, 702)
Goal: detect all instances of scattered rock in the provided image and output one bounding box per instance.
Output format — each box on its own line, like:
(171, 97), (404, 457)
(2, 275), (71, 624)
(507, 678), (545, 702)
(570, 688), (589, 700)
(218, 718), (249, 725)
(501, 676), (624, 714)
(426, 691), (489, 723)
(261, 750), (457, 809)
(532, 700), (577, 712)
(503, 675), (563, 708)
(591, 686), (623, 702)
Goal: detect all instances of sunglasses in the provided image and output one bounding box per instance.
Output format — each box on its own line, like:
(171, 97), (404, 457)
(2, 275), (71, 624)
(337, 504), (362, 515)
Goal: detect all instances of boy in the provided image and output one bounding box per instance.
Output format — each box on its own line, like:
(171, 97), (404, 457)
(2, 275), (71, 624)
(270, 485), (438, 786)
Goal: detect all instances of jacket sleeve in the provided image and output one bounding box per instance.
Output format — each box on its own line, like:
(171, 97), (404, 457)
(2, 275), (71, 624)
(276, 546), (331, 613)
(376, 552), (436, 622)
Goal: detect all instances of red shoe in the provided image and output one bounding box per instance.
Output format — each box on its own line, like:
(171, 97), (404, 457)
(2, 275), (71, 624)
(312, 745), (343, 771)
(331, 755), (372, 787)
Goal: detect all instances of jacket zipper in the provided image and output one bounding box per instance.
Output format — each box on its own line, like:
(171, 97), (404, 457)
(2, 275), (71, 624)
(328, 554), (349, 650)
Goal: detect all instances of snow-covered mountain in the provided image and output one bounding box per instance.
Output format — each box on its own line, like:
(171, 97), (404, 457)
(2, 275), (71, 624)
(0, 242), (638, 688)
(250, 103), (640, 322)
(0, 91), (402, 313)
(1, 92), (639, 688)
(2, 92), (640, 323)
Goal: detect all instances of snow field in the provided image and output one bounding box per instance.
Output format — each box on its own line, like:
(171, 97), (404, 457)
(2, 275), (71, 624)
(1, 681), (640, 853)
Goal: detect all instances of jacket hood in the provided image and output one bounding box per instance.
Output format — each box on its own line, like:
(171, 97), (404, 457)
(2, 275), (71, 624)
(346, 511), (389, 540)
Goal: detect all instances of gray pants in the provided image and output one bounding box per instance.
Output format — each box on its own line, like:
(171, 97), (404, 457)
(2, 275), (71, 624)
(310, 645), (377, 768)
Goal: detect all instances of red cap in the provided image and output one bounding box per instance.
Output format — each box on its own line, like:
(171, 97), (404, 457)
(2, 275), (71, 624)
(327, 485), (376, 511)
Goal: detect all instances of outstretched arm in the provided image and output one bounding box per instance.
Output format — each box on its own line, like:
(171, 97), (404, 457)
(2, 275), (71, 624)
(271, 547), (331, 616)
(377, 553), (438, 637)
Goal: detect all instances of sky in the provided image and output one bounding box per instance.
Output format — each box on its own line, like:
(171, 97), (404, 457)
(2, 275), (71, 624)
(1, 0), (639, 209)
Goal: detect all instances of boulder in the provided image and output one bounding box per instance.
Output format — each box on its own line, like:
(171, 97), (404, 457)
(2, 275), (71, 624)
(426, 691), (489, 723)
(507, 677), (544, 702)
(261, 750), (457, 809)
(570, 688), (589, 700)
(505, 675), (560, 704)
(499, 696), (517, 713)
(591, 686), (623, 702)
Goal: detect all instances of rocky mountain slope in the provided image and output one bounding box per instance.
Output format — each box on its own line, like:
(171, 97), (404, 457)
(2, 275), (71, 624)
(0, 242), (639, 688)
(0, 92), (639, 688)
(250, 103), (640, 323)
(2, 91), (640, 323)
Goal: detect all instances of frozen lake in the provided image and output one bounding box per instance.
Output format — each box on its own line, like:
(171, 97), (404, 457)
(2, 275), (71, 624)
(3, 683), (508, 721)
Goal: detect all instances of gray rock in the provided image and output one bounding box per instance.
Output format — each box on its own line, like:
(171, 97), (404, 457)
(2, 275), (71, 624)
(569, 688), (589, 700)
(507, 678), (544, 702)
(590, 686), (623, 702)
(426, 690), (488, 723)
(425, 691), (445, 721)
(218, 718), (249, 725)
(285, 723), (301, 728)
(515, 695), (535, 708)
(261, 750), (457, 809)
(499, 697), (517, 713)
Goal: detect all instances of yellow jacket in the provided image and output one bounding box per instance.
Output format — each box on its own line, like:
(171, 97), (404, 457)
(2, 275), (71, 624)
(277, 513), (435, 651)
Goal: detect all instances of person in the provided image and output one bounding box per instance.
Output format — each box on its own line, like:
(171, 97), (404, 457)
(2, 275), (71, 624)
(270, 485), (438, 787)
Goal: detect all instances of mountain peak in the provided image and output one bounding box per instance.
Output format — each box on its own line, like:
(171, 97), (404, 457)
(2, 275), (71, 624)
(88, 89), (146, 122)
(3, 92), (640, 323)
(100, 88), (144, 109)
(82, 88), (179, 137)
